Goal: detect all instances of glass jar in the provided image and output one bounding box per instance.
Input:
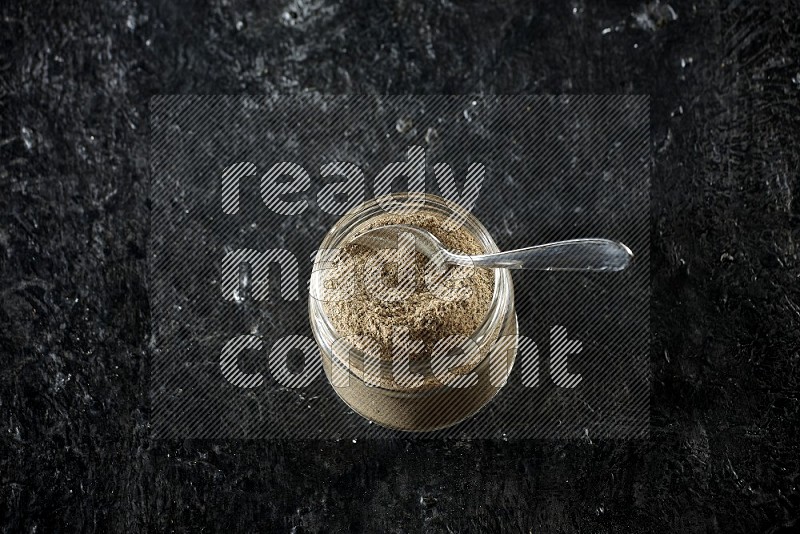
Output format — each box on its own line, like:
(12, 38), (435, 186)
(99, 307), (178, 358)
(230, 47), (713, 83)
(309, 193), (518, 432)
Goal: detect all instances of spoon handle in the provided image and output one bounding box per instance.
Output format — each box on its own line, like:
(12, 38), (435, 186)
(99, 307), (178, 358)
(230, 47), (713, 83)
(458, 238), (634, 271)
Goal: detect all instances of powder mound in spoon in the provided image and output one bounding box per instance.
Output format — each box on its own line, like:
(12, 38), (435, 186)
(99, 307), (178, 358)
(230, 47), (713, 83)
(321, 212), (494, 365)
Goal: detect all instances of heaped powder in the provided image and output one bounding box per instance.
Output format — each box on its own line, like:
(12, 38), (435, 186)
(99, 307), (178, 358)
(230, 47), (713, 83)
(321, 211), (494, 366)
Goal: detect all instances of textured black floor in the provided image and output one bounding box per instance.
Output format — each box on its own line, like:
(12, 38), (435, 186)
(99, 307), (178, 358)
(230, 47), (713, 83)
(2, 0), (799, 532)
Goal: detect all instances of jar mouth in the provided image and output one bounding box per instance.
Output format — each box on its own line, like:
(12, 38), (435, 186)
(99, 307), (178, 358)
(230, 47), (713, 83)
(309, 192), (512, 394)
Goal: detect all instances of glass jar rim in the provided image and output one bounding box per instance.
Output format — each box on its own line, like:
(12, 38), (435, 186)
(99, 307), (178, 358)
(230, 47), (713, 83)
(308, 192), (513, 394)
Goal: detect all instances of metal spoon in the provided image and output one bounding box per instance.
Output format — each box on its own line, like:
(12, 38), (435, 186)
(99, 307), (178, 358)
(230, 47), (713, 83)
(351, 224), (633, 272)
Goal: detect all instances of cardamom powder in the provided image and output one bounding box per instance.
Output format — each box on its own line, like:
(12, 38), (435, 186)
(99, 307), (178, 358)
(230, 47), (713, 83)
(321, 211), (494, 366)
